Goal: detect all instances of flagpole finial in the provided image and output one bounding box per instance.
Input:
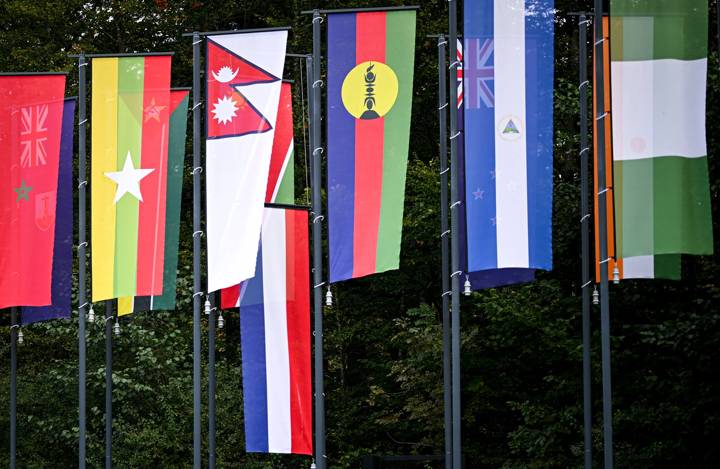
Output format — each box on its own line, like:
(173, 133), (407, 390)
(592, 285), (600, 305)
(325, 286), (333, 307)
(88, 304), (95, 324)
(217, 312), (224, 329)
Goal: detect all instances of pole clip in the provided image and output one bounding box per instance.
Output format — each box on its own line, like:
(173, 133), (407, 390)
(193, 230), (204, 238)
(313, 79), (324, 88)
(450, 131), (461, 140)
(599, 258), (611, 264)
(442, 291), (452, 297)
(449, 60), (460, 70)
(78, 180), (88, 189)
(440, 230), (451, 238)
(312, 15), (324, 23)
(313, 214), (325, 224)
(451, 270), (463, 278)
(595, 112), (608, 121)
(595, 38), (606, 46)
(578, 80), (589, 89)
(581, 280), (593, 288)
(193, 291), (204, 298)
(437, 40), (448, 47)
(580, 214), (591, 223)
(597, 188), (609, 195)
(450, 201), (462, 209)
(313, 147), (324, 156)
(579, 19), (591, 26)
(191, 166), (203, 175)
(438, 102), (448, 110)
(192, 102), (203, 110)
(78, 119), (88, 126)
(440, 168), (450, 175)
(579, 147), (589, 155)
(79, 62), (88, 67)
(313, 282), (326, 289)
(192, 39), (202, 45)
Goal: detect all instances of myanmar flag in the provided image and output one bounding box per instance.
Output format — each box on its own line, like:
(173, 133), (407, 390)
(609, 0), (713, 262)
(327, 8), (416, 283)
(118, 88), (189, 315)
(0, 73), (66, 308)
(91, 55), (172, 302)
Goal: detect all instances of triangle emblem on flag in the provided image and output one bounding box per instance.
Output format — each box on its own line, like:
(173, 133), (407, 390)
(503, 119), (519, 134)
(207, 39), (278, 139)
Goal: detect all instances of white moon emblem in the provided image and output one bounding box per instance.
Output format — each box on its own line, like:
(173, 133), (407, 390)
(212, 66), (239, 83)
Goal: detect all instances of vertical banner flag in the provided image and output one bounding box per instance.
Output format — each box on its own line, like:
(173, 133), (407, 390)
(327, 9), (417, 282)
(22, 98), (76, 324)
(463, 0), (554, 274)
(206, 30), (288, 292)
(0, 73), (66, 308)
(118, 89), (190, 315)
(457, 38), (536, 290)
(91, 55), (172, 302)
(233, 207), (312, 455)
(593, 18), (681, 280)
(221, 81), (296, 307)
(609, 0), (713, 265)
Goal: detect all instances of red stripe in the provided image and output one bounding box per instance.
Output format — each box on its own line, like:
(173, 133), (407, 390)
(135, 56), (172, 296)
(285, 210), (312, 454)
(265, 83), (294, 202)
(220, 284), (240, 309)
(352, 12), (386, 279)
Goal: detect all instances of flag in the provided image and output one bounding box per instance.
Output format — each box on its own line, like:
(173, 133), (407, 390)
(457, 39), (536, 290)
(206, 30), (288, 293)
(0, 73), (66, 308)
(226, 207), (312, 455)
(327, 9), (417, 283)
(594, 17), (681, 281)
(220, 81), (296, 307)
(22, 98), (75, 324)
(609, 0), (713, 263)
(91, 55), (172, 302)
(118, 89), (190, 315)
(463, 0), (554, 274)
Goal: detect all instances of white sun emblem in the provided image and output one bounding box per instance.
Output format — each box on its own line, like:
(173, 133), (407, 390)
(212, 95), (239, 125)
(212, 66), (239, 83)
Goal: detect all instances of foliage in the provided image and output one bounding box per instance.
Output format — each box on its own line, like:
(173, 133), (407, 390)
(1, 0), (719, 467)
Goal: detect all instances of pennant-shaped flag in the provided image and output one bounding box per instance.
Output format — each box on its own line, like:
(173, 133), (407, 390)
(0, 73), (66, 308)
(231, 207), (312, 455)
(463, 0), (554, 274)
(118, 89), (190, 315)
(327, 9), (417, 283)
(22, 98), (76, 324)
(220, 81), (296, 307)
(457, 39), (536, 290)
(91, 55), (172, 302)
(608, 0), (713, 264)
(593, 17), (681, 281)
(206, 30), (287, 293)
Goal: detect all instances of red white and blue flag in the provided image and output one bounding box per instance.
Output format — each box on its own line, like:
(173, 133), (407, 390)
(205, 30), (287, 293)
(225, 206), (312, 455)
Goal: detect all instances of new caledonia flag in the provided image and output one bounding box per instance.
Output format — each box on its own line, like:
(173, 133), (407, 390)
(91, 54), (172, 302)
(463, 0), (554, 274)
(0, 73), (66, 309)
(327, 8), (417, 283)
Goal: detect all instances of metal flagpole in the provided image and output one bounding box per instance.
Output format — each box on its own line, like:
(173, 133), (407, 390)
(436, 34), (453, 469)
(310, 11), (327, 468)
(77, 52), (88, 469)
(578, 14), (593, 469)
(105, 301), (114, 469)
(10, 307), (18, 469)
(593, 1), (614, 467)
(191, 31), (203, 469)
(448, 0), (462, 466)
(208, 293), (216, 469)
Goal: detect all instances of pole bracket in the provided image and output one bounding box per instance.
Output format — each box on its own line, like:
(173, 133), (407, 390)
(313, 214), (324, 223)
(78, 180), (88, 189)
(313, 282), (326, 289)
(312, 15), (324, 23)
(442, 291), (452, 297)
(449, 60), (460, 70)
(192, 102), (203, 110)
(191, 166), (203, 175)
(438, 102), (448, 110)
(578, 80), (589, 89)
(581, 280), (593, 288)
(450, 201), (462, 209)
(450, 131), (461, 140)
(579, 147), (589, 155)
(313, 147), (324, 155)
(437, 40), (448, 47)
(599, 258), (611, 264)
(595, 112), (608, 121)
(440, 230), (451, 238)
(580, 214), (591, 223)
(78, 241), (88, 249)
(193, 291), (204, 298)
(193, 230), (204, 238)
(451, 270), (463, 278)
(313, 80), (324, 88)
(78, 119), (88, 126)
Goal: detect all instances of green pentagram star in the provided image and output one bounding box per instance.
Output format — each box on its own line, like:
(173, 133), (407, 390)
(14, 179), (32, 202)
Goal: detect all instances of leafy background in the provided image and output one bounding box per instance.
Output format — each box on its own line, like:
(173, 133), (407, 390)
(1, 0), (719, 467)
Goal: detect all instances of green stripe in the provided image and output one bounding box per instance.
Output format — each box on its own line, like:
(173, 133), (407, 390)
(617, 156), (713, 257)
(376, 10), (416, 273)
(654, 254), (682, 280)
(153, 93), (189, 310)
(274, 148), (295, 204)
(114, 57), (145, 297)
(611, 0), (707, 61)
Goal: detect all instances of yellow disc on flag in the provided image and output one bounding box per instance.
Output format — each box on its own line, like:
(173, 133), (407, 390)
(341, 61), (399, 120)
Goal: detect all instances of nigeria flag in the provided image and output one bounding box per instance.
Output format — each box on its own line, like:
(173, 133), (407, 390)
(610, 0), (713, 260)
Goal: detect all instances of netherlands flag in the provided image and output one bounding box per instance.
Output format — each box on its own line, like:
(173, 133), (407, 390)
(463, 0), (554, 273)
(222, 206), (312, 455)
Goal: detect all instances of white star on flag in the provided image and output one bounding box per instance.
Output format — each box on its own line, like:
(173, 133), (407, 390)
(104, 152), (154, 203)
(212, 95), (239, 124)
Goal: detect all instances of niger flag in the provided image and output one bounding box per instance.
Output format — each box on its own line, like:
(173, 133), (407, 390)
(91, 55), (172, 301)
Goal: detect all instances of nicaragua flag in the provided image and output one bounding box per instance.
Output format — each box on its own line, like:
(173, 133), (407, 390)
(463, 0), (554, 273)
(225, 206), (312, 455)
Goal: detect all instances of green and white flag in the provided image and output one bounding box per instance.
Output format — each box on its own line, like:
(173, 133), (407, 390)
(610, 0), (713, 261)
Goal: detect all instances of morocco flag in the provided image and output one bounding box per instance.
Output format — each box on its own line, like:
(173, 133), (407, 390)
(91, 55), (172, 301)
(0, 73), (66, 308)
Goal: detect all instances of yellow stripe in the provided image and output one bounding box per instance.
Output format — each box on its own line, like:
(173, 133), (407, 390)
(117, 297), (134, 316)
(91, 58), (119, 301)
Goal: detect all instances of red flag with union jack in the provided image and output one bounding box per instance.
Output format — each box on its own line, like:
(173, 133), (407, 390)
(0, 73), (66, 308)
